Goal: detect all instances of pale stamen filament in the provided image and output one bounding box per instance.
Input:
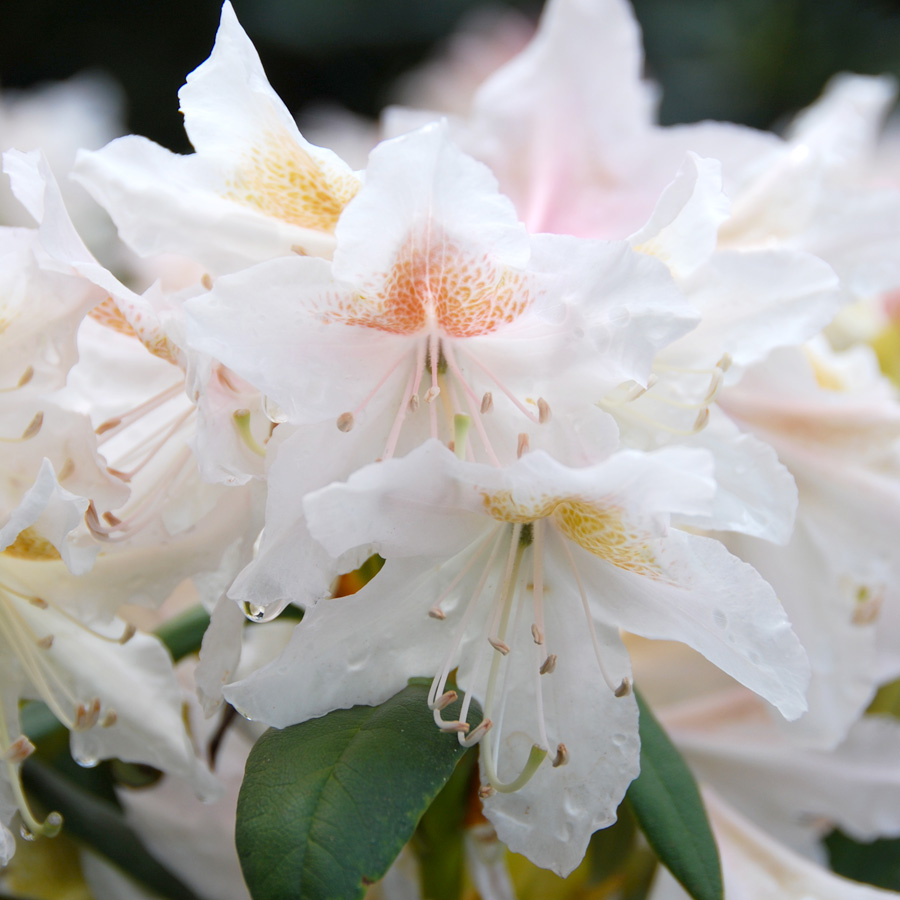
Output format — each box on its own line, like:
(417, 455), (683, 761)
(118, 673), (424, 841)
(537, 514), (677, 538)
(456, 345), (545, 424)
(558, 533), (631, 698)
(95, 380), (184, 442)
(441, 343), (501, 466)
(480, 524), (549, 792)
(114, 406), (194, 482)
(530, 521), (551, 752)
(88, 446), (193, 542)
(427, 527), (505, 732)
(0, 602), (88, 732)
(381, 364), (418, 462)
(427, 333), (441, 439)
(0, 705), (62, 840)
(339, 352), (408, 430)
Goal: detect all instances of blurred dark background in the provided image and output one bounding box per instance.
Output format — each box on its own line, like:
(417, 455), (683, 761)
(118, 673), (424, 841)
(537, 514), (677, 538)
(3, 0), (900, 152)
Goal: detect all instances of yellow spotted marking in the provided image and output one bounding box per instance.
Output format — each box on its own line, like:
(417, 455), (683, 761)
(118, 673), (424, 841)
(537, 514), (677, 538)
(3, 527), (62, 562)
(89, 296), (139, 339)
(225, 128), (360, 232)
(482, 491), (661, 577)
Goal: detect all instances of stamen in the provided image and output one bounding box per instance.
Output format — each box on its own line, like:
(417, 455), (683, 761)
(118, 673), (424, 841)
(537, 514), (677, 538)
(0, 367), (35, 392)
(291, 245), (308, 255)
(488, 637), (510, 655)
(21, 412), (43, 440)
(201, 273), (213, 290)
(558, 535), (630, 696)
(517, 433), (529, 458)
(427, 528), (505, 733)
(36, 635), (53, 650)
(431, 690), (458, 711)
(95, 381), (184, 441)
(234, 410), (267, 455)
(438, 720), (470, 734)
(615, 677), (632, 698)
(693, 408), (710, 431)
(479, 784), (496, 799)
(540, 654), (557, 674)
(428, 607), (446, 620)
(101, 709), (118, 728)
(460, 718), (493, 748)
(4, 736), (34, 764)
(552, 743), (569, 768)
(531, 624), (544, 645)
(537, 398), (551, 424)
(103, 512), (122, 526)
(75, 698), (101, 731)
(457, 345), (542, 423)
(408, 394), (419, 413)
(56, 458), (75, 482)
(480, 392), (493, 414)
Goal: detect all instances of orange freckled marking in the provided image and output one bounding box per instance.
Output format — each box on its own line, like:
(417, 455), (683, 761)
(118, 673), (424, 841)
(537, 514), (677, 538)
(225, 128), (359, 232)
(89, 297), (138, 339)
(324, 227), (533, 337)
(481, 491), (661, 577)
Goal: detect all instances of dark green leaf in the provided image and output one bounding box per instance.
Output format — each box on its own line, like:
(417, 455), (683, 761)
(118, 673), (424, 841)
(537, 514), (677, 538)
(22, 757), (202, 900)
(626, 690), (722, 900)
(825, 829), (900, 890)
(413, 749), (478, 900)
(236, 681), (480, 900)
(154, 605), (211, 662)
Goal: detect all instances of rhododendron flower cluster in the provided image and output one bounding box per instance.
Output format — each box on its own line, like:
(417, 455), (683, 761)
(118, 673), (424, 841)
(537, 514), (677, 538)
(3, 0), (900, 898)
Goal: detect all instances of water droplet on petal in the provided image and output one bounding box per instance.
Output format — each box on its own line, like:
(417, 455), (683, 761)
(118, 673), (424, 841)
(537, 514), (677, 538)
(241, 601), (281, 623)
(263, 396), (288, 424)
(74, 751), (100, 768)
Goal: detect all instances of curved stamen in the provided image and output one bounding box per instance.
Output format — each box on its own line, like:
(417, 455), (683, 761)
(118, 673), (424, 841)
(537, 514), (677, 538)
(557, 533), (631, 698)
(0, 366), (35, 392)
(441, 343), (500, 466)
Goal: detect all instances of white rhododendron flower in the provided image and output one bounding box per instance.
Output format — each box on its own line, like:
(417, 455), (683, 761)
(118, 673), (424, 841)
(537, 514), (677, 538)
(226, 440), (808, 874)
(74, 2), (360, 273)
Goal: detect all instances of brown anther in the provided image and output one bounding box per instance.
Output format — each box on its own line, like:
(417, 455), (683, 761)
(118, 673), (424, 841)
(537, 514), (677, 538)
(424, 386), (440, 403)
(106, 467), (132, 483)
(693, 408), (710, 432)
(447, 441), (455, 453)
(428, 606), (446, 620)
(432, 690), (458, 711)
(75, 698), (101, 730)
(22, 412), (43, 440)
(465, 719), (493, 745)
(718, 353), (733, 373)
(56, 458), (75, 481)
(614, 677), (632, 698)
(119, 623), (137, 645)
(540, 654), (557, 675)
(200, 273), (213, 290)
(216, 367), (239, 392)
(531, 624), (544, 645)
(4, 736), (35, 764)
(36, 635), (54, 650)
(480, 392), (493, 414)
(408, 394), (420, 413)
(537, 397), (551, 424)
(336, 412), (354, 432)
(101, 709), (118, 728)
(103, 511), (122, 527)
(488, 637), (510, 655)
(552, 743), (569, 768)
(517, 432), (529, 458)
(29, 597), (49, 609)
(17, 366), (34, 388)
(96, 416), (122, 435)
(439, 721), (470, 734)
(478, 783), (496, 799)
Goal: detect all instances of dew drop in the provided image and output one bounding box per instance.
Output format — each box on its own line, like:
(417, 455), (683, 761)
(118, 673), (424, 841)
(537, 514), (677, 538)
(241, 601), (280, 624)
(74, 751), (99, 769)
(263, 396), (288, 424)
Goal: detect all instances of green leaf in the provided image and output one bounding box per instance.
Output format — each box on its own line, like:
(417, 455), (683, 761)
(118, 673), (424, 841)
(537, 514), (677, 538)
(413, 749), (478, 900)
(626, 690), (723, 900)
(825, 829), (900, 890)
(236, 681), (480, 900)
(154, 604), (211, 662)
